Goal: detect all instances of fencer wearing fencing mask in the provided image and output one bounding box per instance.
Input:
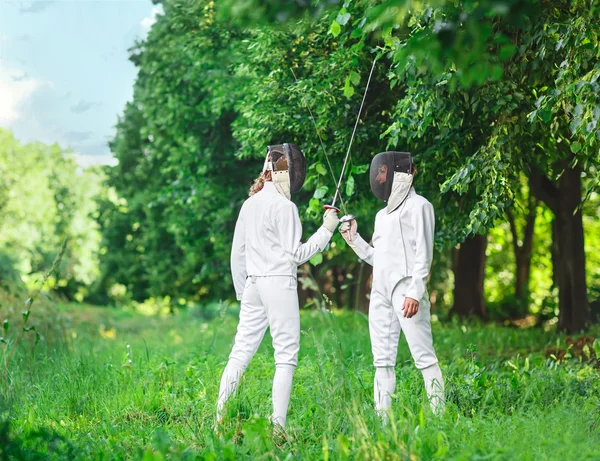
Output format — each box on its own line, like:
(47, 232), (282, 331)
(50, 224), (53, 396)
(339, 151), (445, 420)
(217, 143), (339, 430)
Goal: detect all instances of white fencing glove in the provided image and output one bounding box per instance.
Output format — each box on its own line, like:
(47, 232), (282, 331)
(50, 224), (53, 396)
(323, 208), (340, 232)
(339, 217), (357, 244)
(339, 216), (372, 262)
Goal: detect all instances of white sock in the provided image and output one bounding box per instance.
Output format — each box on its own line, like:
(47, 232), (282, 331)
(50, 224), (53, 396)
(421, 363), (445, 415)
(374, 366), (396, 422)
(216, 361), (245, 422)
(272, 364), (295, 429)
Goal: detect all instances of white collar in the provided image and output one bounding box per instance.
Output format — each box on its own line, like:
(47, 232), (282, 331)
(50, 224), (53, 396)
(262, 181), (277, 192)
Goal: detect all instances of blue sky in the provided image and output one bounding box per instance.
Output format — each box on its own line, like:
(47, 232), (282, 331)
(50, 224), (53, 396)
(0, 0), (161, 166)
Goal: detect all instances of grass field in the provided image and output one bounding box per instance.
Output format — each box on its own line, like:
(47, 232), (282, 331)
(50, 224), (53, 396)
(1, 302), (600, 460)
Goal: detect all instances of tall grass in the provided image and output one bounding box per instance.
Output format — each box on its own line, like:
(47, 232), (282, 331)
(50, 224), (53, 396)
(1, 238), (69, 387)
(1, 302), (599, 460)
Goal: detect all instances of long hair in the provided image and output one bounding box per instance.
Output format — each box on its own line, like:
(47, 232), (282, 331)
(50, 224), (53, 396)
(249, 170), (272, 196)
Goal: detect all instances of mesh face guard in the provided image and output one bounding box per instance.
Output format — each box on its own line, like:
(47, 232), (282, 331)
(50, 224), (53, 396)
(267, 143), (307, 193)
(369, 151), (413, 201)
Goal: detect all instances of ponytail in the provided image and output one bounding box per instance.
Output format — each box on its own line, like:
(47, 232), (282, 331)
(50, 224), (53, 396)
(249, 170), (272, 196)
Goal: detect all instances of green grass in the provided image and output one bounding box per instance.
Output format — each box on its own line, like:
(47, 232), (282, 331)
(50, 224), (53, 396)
(1, 303), (599, 460)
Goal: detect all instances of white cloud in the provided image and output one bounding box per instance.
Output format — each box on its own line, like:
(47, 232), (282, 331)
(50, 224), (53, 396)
(140, 5), (164, 34)
(19, 1), (56, 14)
(0, 63), (49, 126)
(75, 154), (118, 168)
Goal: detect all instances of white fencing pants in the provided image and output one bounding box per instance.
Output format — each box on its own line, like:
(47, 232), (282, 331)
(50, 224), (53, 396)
(369, 278), (444, 416)
(217, 276), (300, 429)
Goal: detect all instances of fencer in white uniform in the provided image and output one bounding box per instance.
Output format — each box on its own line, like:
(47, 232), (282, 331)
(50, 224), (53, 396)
(217, 143), (339, 429)
(340, 151), (444, 419)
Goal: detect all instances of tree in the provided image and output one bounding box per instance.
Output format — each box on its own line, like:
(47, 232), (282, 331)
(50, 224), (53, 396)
(0, 129), (104, 298)
(102, 1), (252, 303)
(506, 177), (538, 306)
(379, 0), (598, 331)
(101, 0), (599, 331)
(522, 0), (599, 332)
(451, 235), (488, 319)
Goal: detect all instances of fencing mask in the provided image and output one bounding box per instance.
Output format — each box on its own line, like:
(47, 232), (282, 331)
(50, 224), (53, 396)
(262, 143), (306, 200)
(370, 151), (414, 214)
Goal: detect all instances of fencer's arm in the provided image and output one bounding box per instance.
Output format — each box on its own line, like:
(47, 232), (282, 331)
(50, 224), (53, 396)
(348, 234), (374, 266)
(230, 211), (248, 301)
(276, 202), (333, 266)
(406, 202), (435, 301)
(340, 218), (374, 265)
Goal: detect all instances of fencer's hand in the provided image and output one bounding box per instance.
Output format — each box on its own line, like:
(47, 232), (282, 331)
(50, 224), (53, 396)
(402, 297), (419, 318)
(323, 208), (340, 232)
(339, 217), (357, 244)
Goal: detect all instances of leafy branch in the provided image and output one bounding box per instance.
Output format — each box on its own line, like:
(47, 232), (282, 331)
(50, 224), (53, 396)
(1, 238), (69, 386)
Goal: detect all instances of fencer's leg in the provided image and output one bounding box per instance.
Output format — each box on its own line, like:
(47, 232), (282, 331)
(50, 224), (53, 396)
(272, 364), (295, 429)
(369, 289), (400, 423)
(392, 286), (444, 415)
(374, 366), (396, 419)
(259, 276), (300, 429)
(421, 363), (445, 415)
(217, 278), (268, 423)
(216, 360), (245, 422)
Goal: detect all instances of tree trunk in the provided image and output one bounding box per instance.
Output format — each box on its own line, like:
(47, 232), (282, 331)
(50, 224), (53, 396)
(355, 262), (372, 313)
(451, 234), (488, 319)
(551, 218), (560, 288)
(530, 164), (590, 333)
(507, 184), (537, 304)
(554, 168), (589, 332)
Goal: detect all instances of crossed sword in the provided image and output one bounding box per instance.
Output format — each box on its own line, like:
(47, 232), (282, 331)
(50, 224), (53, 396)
(290, 54), (378, 225)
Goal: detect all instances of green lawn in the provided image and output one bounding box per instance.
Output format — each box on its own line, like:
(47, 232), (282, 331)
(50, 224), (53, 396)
(2, 303), (599, 460)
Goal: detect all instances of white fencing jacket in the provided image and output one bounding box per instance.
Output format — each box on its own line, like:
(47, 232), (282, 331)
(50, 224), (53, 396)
(352, 187), (435, 301)
(230, 182), (333, 300)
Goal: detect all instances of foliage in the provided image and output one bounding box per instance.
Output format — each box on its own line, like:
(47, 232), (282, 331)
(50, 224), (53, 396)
(100, 1), (251, 303)
(102, 0), (400, 304)
(0, 418), (76, 460)
(96, 0), (600, 331)
(2, 0), (597, 329)
(0, 239), (68, 386)
(0, 129), (104, 301)
(528, 0), (600, 191)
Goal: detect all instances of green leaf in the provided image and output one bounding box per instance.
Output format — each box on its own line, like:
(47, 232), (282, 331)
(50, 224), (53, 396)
(329, 20), (341, 38)
(22, 311), (30, 323)
(382, 27), (394, 48)
(308, 198), (321, 214)
(570, 141), (582, 153)
(313, 186), (328, 199)
(3, 320), (7, 334)
(490, 64), (503, 81)
(593, 339), (600, 359)
(336, 8), (351, 26)
(349, 71), (360, 85)
(499, 44), (516, 61)
(309, 252), (323, 266)
(345, 176), (355, 196)
(350, 27), (363, 39)
(350, 40), (365, 52)
(351, 164), (369, 174)
(343, 76), (355, 98)
(315, 163), (327, 176)
(539, 109), (552, 123)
